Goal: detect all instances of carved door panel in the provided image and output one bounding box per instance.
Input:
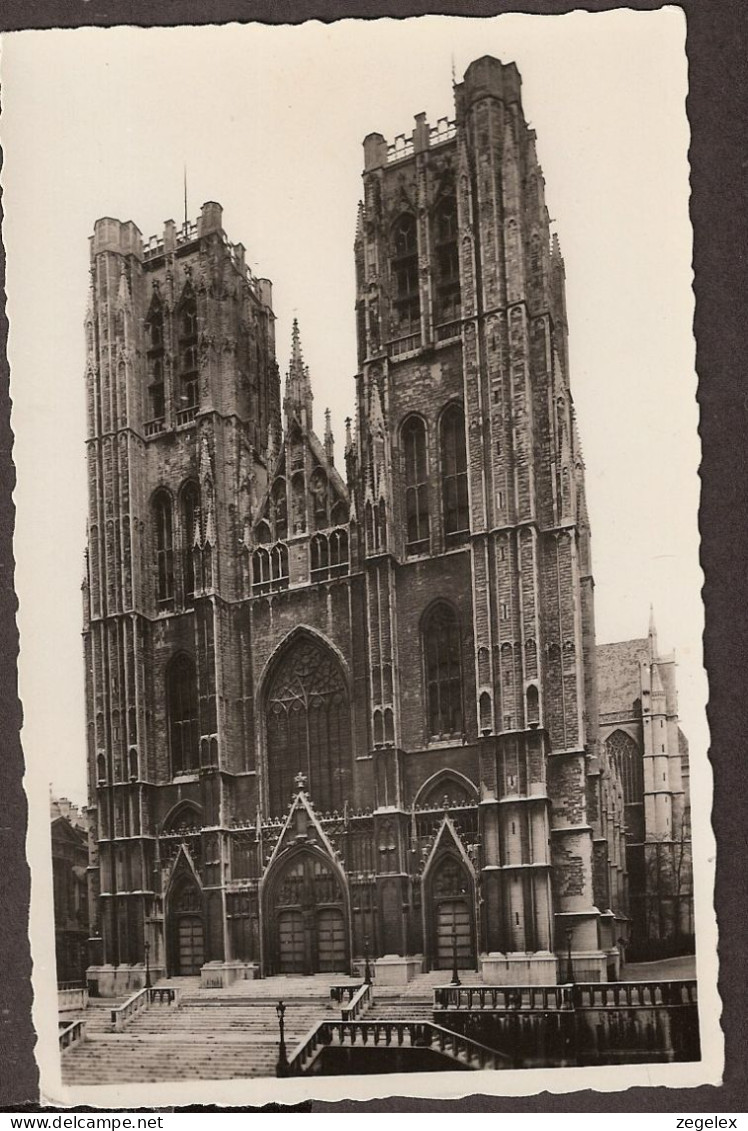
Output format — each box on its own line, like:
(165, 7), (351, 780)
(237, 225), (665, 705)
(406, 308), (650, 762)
(177, 915), (204, 975)
(435, 899), (472, 970)
(278, 909), (305, 973)
(316, 908), (346, 972)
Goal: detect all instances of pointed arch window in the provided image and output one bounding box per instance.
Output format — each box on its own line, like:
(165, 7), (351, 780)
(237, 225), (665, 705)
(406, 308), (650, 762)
(153, 491), (174, 607)
(402, 416), (429, 554)
(391, 213), (420, 334)
(265, 636), (352, 815)
(167, 655), (199, 775)
(181, 481), (201, 606)
(441, 404), (469, 544)
(434, 195), (461, 327)
(178, 291), (199, 421)
(272, 479), (288, 541)
(423, 602), (463, 739)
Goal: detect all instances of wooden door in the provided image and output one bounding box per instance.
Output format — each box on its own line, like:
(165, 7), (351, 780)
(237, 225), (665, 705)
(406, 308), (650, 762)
(316, 908), (346, 972)
(278, 909), (305, 973)
(435, 899), (473, 970)
(177, 914), (204, 975)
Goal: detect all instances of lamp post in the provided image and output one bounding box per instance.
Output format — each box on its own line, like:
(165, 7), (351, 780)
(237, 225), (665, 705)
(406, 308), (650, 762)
(363, 934), (372, 985)
(450, 926), (461, 987)
(565, 926), (574, 985)
(144, 939), (152, 990)
(275, 1000), (289, 1077)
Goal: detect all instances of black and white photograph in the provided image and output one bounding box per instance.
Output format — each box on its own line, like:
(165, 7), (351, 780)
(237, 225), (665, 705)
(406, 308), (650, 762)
(1, 8), (720, 1105)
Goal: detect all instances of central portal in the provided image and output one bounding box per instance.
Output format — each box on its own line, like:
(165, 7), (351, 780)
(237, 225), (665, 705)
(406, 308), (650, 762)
(267, 851), (349, 975)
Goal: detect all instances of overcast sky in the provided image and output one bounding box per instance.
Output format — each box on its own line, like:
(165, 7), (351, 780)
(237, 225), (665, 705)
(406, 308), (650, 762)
(2, 10), (702, 811)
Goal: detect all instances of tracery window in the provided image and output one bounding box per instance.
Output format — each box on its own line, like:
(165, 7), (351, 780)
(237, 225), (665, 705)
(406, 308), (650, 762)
(607, 730), (644, 808)
(265, 637), (351, 815)
(178, 291), (198, 417)
(153, 491), (174, 607)
(423, 602), (463, 739)
(252, 543), (288, 595)
(402, 416), (429, 554)
(391, 213), (420, 334)
(167, 654), (199, 775)
(181, 481), (200, 606)
(272, 479), (288, 540)
(434, 196), (461, 326)
(441, 404), (469, 544)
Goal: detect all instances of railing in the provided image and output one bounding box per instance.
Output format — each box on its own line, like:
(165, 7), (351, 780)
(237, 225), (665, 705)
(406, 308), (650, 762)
(434, 980), (698, 1012)
(288, 1019), (512, 1075)
(387, 134), (414, 163)
(330, 984), (362, 1005)
(111, 985), (180, 1031)
(144, 418), (166, 437)
(58, 986), (88, 1013)
(389, 331), (422, 357)
(176, 406), (198, 427)
(429, 118), (457, 146)
(435, 319), (462, 343)
(341, 982), (372, 1022)
(58, 980), (84, 991)
(59, 1019), (86, 1052)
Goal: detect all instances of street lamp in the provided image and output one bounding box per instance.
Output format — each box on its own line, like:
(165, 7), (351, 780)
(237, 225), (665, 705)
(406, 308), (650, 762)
(450, 926), (461, 987)
(144, 939), (152, 990)
(363, 935), (372, 985)
(275, 1000), (289, 1077)
(565, 926), (574, 985)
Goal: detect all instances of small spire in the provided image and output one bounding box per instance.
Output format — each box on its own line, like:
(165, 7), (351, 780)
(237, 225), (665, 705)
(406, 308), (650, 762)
(324, 408), (334, 464)
(648, 604), (658, 658)
(355, 201), (365, 244)
(345, 416), (353, 453)
(284, 318), (313, 430)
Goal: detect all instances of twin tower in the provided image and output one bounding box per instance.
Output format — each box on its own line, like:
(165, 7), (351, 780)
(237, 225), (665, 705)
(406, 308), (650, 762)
(83, 57), (635, 993)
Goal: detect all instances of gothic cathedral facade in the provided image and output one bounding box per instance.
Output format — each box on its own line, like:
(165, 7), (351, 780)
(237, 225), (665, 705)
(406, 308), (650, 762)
(84, 57), (653, 995)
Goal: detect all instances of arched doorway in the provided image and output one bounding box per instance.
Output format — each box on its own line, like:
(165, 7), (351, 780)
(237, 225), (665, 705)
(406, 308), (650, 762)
(168, 876), (204, 976)
(265, 851), (349, 975)
(427, 854), (477, 971)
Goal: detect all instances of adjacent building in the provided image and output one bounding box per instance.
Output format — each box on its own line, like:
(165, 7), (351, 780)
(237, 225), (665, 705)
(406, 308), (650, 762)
(598, 613), (694, 957)
(51, 798), (90, 985)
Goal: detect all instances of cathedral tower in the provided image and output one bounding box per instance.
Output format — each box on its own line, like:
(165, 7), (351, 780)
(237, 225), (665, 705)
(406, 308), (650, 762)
(353, 56), (619, 979)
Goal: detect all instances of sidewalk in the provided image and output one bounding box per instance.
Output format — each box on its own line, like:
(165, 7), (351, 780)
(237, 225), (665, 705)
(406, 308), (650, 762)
(621, 953), (697, 981)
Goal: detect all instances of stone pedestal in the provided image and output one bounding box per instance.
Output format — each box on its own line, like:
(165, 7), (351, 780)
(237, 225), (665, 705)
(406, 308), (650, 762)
(480, 951), (559, 986)
(563, 949), (609, 983)
(200, 960), (259, 988)
(86, 963), (166, 998)
(373, 954), (423, 985)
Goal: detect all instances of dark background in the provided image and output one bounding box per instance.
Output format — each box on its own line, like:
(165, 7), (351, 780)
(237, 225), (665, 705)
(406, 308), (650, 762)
(1, 0), (746, 1114)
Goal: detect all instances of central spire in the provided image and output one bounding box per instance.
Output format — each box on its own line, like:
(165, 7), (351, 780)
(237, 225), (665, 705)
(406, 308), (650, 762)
(284, 318), (313, 430)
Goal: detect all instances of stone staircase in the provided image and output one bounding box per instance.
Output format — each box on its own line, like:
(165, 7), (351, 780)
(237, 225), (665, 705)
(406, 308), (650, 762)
(61, 971), (485, 1083)
(367, 969), (483, 1022)
(61, 975), (357, 1084)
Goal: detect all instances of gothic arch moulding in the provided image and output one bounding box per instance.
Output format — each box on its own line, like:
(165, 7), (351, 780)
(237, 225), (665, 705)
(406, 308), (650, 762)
(259, 628), (353, 818)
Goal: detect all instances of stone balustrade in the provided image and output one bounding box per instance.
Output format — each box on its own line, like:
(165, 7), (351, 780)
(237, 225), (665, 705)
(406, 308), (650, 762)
(340, 982), (372, 1022)
(111, 985), (180, 1031)
(59, 1019), (86, 1052)
(288, 1018), (511, 1074)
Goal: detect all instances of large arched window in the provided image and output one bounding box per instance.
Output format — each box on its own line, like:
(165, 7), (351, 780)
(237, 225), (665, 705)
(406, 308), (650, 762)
(265, 636), (351, 816)
(606, 729), (645, 843)
(440, 404), (469, 544)
(423, 603), (463, 739)
(181, 481), (200, 606)
(167, 655), (199, 775)
(402, 416), (429, 554)
(153, 491), (174, 607)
